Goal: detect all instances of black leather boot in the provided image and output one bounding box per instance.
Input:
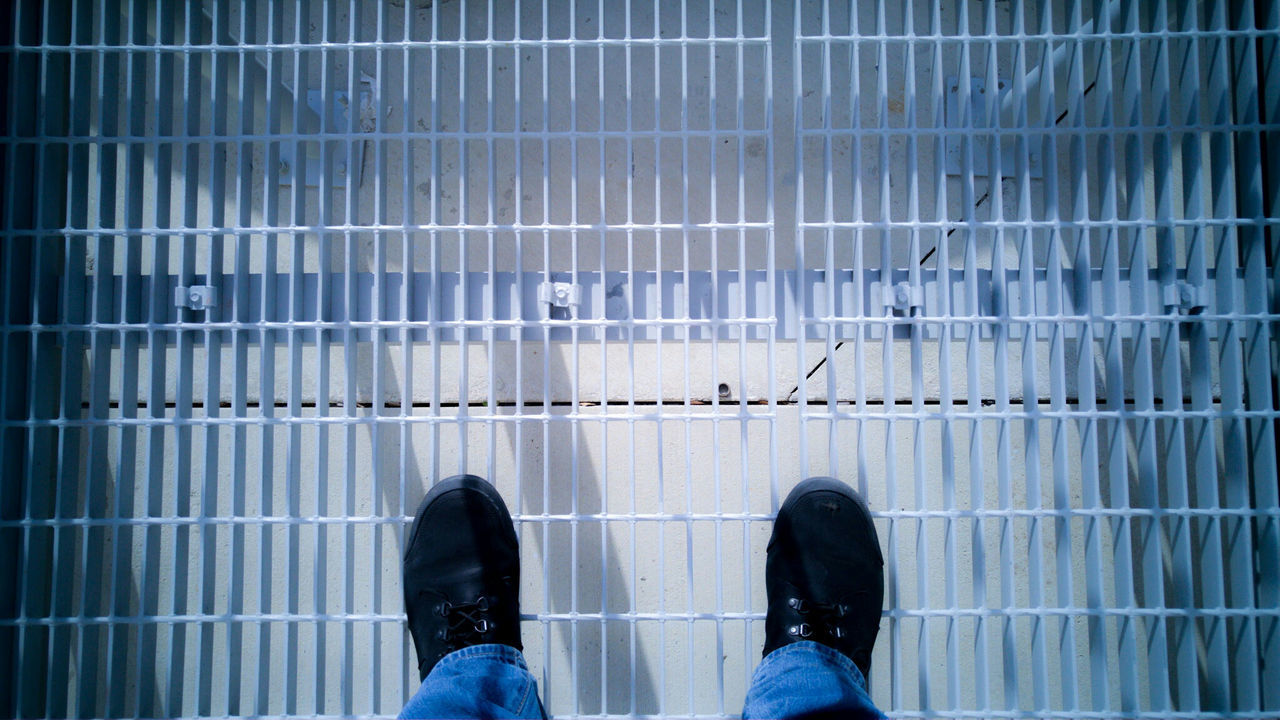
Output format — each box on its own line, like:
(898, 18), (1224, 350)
(403, 474), (523, 680)
(762, 477), (884, 679)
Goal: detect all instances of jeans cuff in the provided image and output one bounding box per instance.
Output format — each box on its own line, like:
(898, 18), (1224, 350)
(430, 643), (530, 677)
(758, 640), (869, 691)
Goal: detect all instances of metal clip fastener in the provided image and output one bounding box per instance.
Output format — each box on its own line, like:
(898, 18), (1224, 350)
(538, 281), (581, 317)
(174, 285), (218, 311)
(1161, 281), (1206, 314)
(883, 281), (924, 312)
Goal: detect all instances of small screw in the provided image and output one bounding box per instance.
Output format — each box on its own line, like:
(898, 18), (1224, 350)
(279, 160), (290, 175)
(718, 383), (730, 399)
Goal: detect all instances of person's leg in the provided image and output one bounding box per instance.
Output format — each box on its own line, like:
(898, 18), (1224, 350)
(398, 644), (545, 719)
(398, 475), (546, 719)
(741, 641), (881, 719)
(742, 477), (887, 720)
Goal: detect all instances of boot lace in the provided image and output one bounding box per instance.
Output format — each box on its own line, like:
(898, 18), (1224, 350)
(785, 597), (849, 641)
(435, 596), (497, 647)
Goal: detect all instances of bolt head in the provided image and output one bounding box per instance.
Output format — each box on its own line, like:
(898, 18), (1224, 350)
(1179, 284), (1194, 304)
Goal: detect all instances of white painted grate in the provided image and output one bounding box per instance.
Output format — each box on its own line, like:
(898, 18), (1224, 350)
(1, 0), (1278, 718)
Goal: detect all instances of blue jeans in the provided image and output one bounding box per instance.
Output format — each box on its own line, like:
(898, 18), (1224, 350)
(398, 641), (884, 719)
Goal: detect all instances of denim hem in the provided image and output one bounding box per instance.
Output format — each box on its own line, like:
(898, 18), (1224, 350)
(757, 641), (869, 691)
(430, 643), (530, 676)
(401, 643), (545, 719)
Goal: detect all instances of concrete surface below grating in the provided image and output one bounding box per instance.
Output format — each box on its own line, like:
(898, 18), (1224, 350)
(9, 0), (1278, 717)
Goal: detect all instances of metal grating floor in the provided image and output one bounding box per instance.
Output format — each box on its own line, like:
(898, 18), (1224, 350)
(2, 0), (1279, 718)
